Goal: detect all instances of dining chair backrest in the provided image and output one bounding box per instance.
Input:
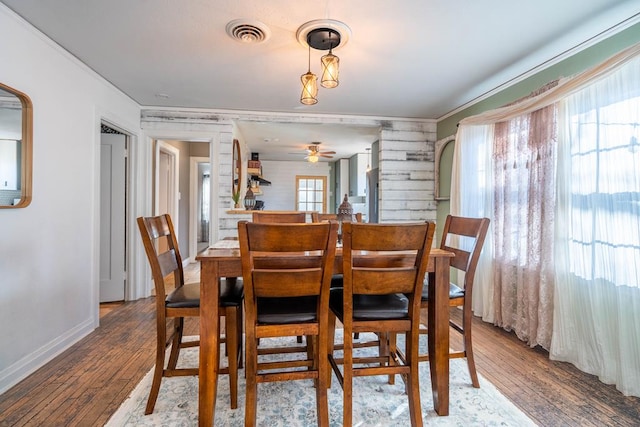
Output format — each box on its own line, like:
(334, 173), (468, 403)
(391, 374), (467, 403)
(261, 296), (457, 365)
(343, 222), (435, 300)
(251, 211), (306, 223)
(439, 215), (490, 292)
(239, 221), (338, 301)
(311, 212), (363, 223)
(137, 214), (184, 298)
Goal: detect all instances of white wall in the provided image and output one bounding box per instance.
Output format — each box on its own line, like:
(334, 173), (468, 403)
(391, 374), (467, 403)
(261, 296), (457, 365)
(258, 160), (330, 211)
(0, 6), (141, 393)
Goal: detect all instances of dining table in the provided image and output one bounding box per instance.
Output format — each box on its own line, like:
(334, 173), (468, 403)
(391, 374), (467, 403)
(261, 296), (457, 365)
(196, 239), (454, 426)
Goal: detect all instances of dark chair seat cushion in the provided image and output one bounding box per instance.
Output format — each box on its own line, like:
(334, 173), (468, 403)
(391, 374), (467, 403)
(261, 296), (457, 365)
(330, 274), (344, 288)
(165, 278), (244, 309)
(330, 288), (409, 320)
(165, 282), (200, 308)
(257, 296), (317, 324)
(421, 280), (465, 301)
(220, 278), (244, 307)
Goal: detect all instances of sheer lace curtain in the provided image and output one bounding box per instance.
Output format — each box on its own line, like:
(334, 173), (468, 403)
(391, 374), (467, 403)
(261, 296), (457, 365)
(491, 106), (557, 349)
(452, 106), (557, 349)
(452, 42), (640, 396)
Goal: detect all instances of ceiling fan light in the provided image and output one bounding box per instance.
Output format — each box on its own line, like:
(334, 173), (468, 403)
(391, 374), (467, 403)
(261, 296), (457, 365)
(321, 51), (339, 89)
(308, 154), (319, 163)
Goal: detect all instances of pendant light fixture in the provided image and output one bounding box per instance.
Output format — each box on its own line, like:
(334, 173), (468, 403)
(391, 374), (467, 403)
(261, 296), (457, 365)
(319, 31), (340, 88)
(300, 44), (318, 105)
(296, 20), (351, 105)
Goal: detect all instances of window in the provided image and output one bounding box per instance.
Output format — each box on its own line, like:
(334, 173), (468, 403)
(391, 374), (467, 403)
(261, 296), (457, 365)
(454, 46), (640, 395)
(296, 175), (327, 212)
(565, 95), (640, 286)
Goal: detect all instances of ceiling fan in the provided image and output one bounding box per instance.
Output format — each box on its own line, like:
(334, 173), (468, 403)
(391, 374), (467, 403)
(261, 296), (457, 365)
(303, 142), (336, 163)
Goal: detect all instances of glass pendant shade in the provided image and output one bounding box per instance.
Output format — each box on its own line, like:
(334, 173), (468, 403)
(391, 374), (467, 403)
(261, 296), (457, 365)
(321, 50), (339, 88)
(300, 71), (318, 105)
(307, 154), (319, 163)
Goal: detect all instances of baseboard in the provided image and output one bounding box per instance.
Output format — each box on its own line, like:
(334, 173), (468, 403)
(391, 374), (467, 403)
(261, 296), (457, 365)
(0, 317), (95, 395)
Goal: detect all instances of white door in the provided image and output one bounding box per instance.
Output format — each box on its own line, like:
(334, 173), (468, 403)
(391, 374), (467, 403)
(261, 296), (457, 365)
(100, 133), (126, 302)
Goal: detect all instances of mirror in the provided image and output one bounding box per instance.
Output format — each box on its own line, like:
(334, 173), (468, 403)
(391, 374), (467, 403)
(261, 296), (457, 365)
(231, 139), (242, 208)
(0, 83), (32, 208)
(435, 136), (454, 201)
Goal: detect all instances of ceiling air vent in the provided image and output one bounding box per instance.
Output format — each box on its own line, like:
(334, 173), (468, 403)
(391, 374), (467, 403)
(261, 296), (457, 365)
(226, 19), (271, 44)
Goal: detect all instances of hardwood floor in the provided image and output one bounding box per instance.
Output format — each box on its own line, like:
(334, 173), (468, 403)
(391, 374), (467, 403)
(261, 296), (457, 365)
(1, 262), (638, 426)
(456, 313), (640, 426)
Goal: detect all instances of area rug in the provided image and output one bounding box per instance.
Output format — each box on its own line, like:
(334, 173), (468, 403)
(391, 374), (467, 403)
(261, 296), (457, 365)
(106, 333), (536, 426)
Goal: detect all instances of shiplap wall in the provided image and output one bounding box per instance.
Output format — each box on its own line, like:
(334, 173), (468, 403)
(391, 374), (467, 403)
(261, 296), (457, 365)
(141, 110), (436, 240)
(379, 121), (437, 222)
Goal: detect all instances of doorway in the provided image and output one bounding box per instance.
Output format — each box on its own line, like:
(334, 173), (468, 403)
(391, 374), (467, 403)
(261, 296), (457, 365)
(190, 156), (211, 257)
(153, 139), (212, 263)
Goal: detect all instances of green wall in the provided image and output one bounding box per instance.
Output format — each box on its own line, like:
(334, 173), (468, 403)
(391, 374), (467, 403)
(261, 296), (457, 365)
(435, 22), (640, 228)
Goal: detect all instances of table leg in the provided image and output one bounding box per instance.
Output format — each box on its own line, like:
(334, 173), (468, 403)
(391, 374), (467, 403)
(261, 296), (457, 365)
(427, 257), (450, 416)
(199, 261), (220, 426)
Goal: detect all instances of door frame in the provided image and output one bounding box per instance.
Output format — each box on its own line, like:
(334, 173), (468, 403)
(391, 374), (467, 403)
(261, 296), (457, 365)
(155, 140), (180, 227)
(190, 156), (210, 259)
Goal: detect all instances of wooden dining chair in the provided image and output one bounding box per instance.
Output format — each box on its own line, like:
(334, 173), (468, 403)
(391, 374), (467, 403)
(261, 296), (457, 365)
(417, 215), (490, 388)
(251, 210), (309, 342)
(238, 220), (338, 427)
(137, 214), (244, 414)
(311, 212), (362, 223)
(252, 211), (306, 223)
(328, 221), (435, 427)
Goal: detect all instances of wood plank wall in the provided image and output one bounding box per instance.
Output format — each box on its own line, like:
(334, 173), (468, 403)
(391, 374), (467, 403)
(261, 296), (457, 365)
(379, 121), (437, 222)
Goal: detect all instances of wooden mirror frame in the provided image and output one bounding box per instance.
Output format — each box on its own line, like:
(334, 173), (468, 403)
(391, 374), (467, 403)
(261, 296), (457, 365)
(232, 139), (242, 206)
(0, 82), (33, 209)
(435, 135), (454, 201)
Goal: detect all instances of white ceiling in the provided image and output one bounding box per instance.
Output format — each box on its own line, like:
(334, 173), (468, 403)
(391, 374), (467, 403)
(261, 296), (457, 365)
(2, 0), (639, 160)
